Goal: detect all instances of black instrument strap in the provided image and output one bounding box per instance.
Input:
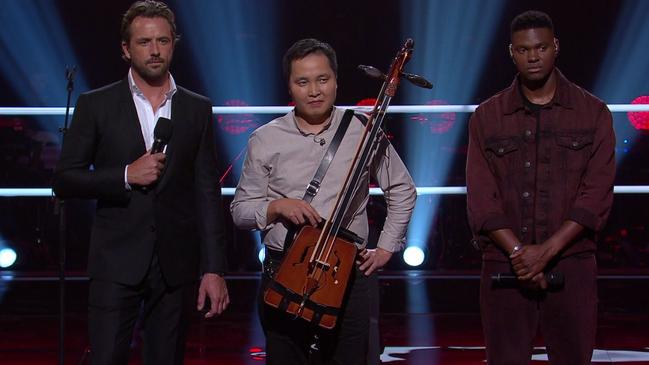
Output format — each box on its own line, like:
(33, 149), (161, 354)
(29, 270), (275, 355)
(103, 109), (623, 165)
(282, 109), (355, 252)
(303, 109), (355, 203)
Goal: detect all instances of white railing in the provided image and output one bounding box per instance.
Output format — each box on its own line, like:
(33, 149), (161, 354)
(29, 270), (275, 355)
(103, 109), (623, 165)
(1, 104), (647, 197)
(1, 104), (649, 116)
(2, 186), (649, 197)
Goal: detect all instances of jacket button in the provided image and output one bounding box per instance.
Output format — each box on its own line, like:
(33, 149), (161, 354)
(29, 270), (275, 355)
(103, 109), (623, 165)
(150, 225), (156, 232)
(525, 130), (532, 137)
(572, 141), (579, 147)
(522, 191), (530, 198)
(524, 161), (531, 168)
(521, 226), (528, 233)
(498, 147), (505, 154)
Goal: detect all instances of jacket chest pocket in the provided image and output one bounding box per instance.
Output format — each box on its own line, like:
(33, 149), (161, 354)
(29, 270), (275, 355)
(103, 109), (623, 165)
(485, 137), (521, 175)
(554, 132), (594, 172)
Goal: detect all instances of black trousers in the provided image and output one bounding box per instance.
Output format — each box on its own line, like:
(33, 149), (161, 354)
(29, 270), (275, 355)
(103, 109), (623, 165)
(480, 253), (597, 365)
(88, 254), (194, 365)
(259, 264), (373, 365)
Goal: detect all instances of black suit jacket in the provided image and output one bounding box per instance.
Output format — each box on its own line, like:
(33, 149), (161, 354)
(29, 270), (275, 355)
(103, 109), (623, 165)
(53, 79), (227, 286)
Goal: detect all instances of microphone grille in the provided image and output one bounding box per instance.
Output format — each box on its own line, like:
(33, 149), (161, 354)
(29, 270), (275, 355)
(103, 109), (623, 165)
(154, 117), (173, 142)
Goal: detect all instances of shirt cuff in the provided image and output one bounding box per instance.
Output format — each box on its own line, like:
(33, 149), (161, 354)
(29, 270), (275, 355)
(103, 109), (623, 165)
(124, 165), (132, 191)
(567, 208), (598, 232)
(255, 202), (271, 230)
(377, 231), (406, 253)
(480, 213), (512, 233)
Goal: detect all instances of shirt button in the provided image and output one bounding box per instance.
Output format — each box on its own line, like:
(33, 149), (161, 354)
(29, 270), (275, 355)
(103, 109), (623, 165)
(521, 226), (528, 233)
(525, 130), (532, 137)
(522, 191), (530, 198)
(524, 161), (531, 168)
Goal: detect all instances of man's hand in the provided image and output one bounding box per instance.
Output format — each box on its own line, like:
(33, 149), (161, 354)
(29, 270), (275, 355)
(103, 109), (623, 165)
(511, 220), (583, 281)
(356, 248), (392, 276)
(510, 244), (554, 281)
(127, 152), (166, 186)
(267, 198), (320, 227)
(197, 273), (229, 318)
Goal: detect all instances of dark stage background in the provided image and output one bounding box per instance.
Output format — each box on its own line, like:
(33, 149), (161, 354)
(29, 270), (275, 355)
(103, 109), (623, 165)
(1, 0), (649, 275)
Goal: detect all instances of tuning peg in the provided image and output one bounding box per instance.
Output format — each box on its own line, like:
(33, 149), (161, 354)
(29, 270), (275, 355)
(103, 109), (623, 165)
(357, 65), (386, 80)
(402, 72), (433, 89)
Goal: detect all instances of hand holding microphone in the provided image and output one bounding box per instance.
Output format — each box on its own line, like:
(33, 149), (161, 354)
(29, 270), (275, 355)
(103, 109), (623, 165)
(150, 117), (173, 154)
(491, 271), (564, 291)
(127, 117), (172, 187)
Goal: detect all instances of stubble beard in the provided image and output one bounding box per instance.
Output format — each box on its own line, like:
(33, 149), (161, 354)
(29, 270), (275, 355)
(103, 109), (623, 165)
(133, 59), (170, 85)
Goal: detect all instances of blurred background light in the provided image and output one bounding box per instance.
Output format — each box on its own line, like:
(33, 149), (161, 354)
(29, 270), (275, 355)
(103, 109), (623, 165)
(399, 0), (505, 267)
(0, 248), (17, 269)
(403, 246), (425, 267)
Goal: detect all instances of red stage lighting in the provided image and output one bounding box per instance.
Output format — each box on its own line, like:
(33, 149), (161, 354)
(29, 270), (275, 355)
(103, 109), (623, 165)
(628, 96), (649, 131)
(409, 99), (456, 134)
(216, 99), (259, 135)
(356, 98), (377, 107)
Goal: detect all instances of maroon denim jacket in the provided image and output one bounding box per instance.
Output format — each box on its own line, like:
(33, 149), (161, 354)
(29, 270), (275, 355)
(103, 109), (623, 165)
(466, 69), (616, 261)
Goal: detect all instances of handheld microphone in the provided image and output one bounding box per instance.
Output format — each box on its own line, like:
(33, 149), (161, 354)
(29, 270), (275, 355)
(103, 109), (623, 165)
(491, 271), (564, 290)
(151, 117), (173, 154)
(141, 117), (172, 192)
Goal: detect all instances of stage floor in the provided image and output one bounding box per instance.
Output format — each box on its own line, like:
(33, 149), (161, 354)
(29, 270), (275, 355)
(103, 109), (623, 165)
(1, 272), (648, 364)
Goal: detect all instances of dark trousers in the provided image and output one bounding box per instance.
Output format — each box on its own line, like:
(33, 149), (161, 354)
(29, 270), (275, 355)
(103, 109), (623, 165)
(259, 265), (373, 365)
(88, 254), (193, 365)
(480, 253), (597, 365)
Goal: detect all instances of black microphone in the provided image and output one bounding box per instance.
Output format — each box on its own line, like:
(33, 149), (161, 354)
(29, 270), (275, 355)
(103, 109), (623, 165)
(141, 118), (172, 192)
(491, 271), (564, 290)
(151, 117), (173, 153)
(313, 135), (326, 146)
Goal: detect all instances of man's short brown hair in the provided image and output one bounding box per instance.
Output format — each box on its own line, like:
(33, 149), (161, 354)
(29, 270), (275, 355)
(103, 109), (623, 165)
(121, 0), (180, 44)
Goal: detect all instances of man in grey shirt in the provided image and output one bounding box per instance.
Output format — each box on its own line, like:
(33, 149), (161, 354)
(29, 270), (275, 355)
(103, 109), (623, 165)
(231, 38), (416, 364)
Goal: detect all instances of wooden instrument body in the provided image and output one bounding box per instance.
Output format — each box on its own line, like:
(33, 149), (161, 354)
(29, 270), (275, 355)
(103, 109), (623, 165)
(263, 225), (358, 329)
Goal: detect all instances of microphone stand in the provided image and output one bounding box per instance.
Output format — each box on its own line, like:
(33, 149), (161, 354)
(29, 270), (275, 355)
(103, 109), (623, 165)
(55, 65), (76, 365)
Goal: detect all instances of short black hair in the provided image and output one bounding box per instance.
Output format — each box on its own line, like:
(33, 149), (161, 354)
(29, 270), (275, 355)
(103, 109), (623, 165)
(510, 10), (554, 37)
(282, 38), (338, 82)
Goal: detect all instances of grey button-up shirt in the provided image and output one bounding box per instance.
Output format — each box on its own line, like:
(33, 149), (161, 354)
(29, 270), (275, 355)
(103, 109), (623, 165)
(231, 107), (417, 252)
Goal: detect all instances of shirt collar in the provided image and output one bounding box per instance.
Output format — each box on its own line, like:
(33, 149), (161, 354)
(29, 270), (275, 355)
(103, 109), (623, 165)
(127, 68), (177, 101)
(291, 106), (336, 136)
(503, 68), (574, 115)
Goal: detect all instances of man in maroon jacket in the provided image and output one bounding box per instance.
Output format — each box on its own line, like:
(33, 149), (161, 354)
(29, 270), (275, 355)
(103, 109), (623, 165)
(466, 10), (615, 365)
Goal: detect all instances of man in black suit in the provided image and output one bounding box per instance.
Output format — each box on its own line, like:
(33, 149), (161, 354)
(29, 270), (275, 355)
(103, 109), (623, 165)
(53, 1), (229, 364)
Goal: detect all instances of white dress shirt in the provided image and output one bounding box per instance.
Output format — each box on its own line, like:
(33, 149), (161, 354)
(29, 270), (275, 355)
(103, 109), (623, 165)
(123, 69), (178, 188)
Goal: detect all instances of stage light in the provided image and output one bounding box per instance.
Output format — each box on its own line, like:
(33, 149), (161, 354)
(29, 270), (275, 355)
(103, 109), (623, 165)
(400, 1), (505, 264)
(0, 1), (88, 132)
(175, 1), (280, 183)
(0, 248), (17, 268)
(409, 99), (456, 134)
(258, 246), (265, 264)
(403, 246), (425, 267)
(628, 96), (649, 131)
(217, 99), (260, 135)
(356, 98), (377, 106)
(594, 1), (649, 161)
